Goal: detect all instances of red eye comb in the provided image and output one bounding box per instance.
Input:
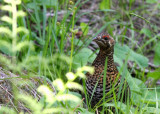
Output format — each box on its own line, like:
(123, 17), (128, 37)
(102, 35), (110, 39)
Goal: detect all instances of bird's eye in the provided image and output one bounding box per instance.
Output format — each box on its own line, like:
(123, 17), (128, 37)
(102, 35), (110, 40)
(104, 37), (108, 40)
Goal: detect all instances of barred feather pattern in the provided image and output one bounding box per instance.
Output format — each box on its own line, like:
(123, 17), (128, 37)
(86, 34), (124, 109)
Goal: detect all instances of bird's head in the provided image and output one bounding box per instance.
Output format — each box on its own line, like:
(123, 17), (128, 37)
(93, 33), (115, 49)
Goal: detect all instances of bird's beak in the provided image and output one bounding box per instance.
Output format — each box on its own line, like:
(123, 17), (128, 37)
(92, 36), (99, 42)
(110, 37), (115, 45)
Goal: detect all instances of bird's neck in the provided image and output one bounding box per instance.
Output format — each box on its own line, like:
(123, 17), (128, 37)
(92, 47), (115, 70)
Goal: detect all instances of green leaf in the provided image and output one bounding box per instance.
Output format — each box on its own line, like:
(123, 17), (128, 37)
(66, 72), (76, 81)
(52, 79), (65, 92)
(14, 41), (32, 52)
(26, 2), (40, 10)
(130, 50), (148, 68)
(67, 91), (83, 108)
(142, 107), (160, 113)
(26, 0), (57, 9)
(0, 107), (17, 114)
(1, 16), (12, 24)
(0, 40), (12, 55)
(100, 0), (110, 10)
(1, 5), (12, 12)
(80, 22), (89, 36)
(0, 27), (12, 37)
(18, 94), (43, 113)
(154, 42), (160, 65)
(126, 74), (148, 105)
(114, 43), (148, 69)
(112, 43), (149, 105)
(141, 89), (160, 110)
(38, 85), (55, 103)
(147, 68), (160, 79)
(146, 0), (158, 4)
(66, 82), (83, 91)
(105, 102), (135, 113)
(73, 39), (83, 46)
(76, 107), (93, 114)
(125, 71), (143, 95)
(158, 4), (160, 9)
(88, 51), (96, 63)
(140, 28), (152, 37)
(56, 94), (81, 103)
(17, 27), (29, 34)
(41, 0), (57, 7)
(73, 48), (96, 68)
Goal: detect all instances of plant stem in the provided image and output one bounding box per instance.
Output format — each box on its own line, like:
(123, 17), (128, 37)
(69, 8), (76, 72)
(12, 1), (17, 56)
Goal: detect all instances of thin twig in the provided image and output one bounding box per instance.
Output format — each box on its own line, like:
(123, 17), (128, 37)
(73, 98), (85, 112)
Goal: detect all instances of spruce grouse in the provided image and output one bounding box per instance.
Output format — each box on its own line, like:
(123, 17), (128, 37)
(86, 33), (128, 111)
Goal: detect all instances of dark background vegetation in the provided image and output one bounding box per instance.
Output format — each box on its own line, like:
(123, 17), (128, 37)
(0, 0), (160, 113)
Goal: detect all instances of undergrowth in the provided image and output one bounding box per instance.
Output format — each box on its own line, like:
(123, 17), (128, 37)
(0, 0), (160, 113)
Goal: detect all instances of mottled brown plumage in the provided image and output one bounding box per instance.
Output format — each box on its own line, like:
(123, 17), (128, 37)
(86, 33), (122, 109)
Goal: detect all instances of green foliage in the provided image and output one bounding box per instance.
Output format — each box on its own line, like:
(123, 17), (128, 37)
(154, 42), (160, 65)
(73, 42), (149, 70)
(147, 68), (160, 79)
(0, 66), (94, 114)
(146, 0), (158, 4)
(140, 28), (152, 37)
(80, 22), (89, 36)
(0, 0), (74, 80)
(0, 0), (34, 73)
(100, 0), (110, 10)
(0, 0), (159, 113)
(147, 68), (160, 86)
(0, 0), (29, 56)
(73, 48), (96, 68)
(105, 102), (135, 113)
(114, 43), (148, 69)
(129, 13), (150, 24)
(0, 107), (17, 114)
(105, 68), (160, 113)
(69, 4), (78, 72)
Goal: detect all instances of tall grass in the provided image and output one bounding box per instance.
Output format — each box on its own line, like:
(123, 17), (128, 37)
(0, 0), (160, 113)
